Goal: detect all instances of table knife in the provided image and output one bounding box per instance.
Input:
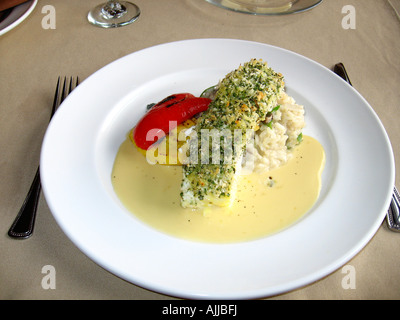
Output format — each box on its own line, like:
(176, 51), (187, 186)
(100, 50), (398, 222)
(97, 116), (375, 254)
(333, 62), (400, 232)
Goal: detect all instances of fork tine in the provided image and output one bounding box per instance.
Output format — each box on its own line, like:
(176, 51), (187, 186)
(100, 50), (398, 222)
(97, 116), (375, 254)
(50, 77), (79, 121)
(68, 77), (73, 95)
(60, 76), (80, 104)
(69, 76), (80, 93)
(60, 76), (68, 104)
(50, 77), (61, 119)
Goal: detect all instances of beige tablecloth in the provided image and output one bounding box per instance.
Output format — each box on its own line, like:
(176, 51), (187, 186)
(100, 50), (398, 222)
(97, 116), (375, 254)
(1, 0), (400, 300)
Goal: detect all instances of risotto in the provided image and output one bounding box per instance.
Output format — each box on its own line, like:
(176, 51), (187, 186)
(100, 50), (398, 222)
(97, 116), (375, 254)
(242, 91), (305, 173)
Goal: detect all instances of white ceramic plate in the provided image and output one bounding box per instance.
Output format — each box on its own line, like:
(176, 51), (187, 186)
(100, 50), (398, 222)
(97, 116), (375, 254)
(40, 39), (394, 299)
(0, 0), (37, 36)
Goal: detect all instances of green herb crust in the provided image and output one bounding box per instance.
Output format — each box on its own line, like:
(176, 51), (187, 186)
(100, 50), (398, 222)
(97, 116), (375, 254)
(181, 59), (285, 208)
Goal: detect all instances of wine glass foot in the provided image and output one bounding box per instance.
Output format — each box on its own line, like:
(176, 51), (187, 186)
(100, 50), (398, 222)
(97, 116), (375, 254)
(88, 1), (140, 28)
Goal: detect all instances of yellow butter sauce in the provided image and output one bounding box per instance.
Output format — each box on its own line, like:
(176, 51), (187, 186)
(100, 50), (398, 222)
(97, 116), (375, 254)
(111, 135), (325, 243)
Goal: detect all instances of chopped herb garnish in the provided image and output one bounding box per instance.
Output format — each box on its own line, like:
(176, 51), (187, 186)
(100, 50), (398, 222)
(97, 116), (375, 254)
(297, 132), (303, 143)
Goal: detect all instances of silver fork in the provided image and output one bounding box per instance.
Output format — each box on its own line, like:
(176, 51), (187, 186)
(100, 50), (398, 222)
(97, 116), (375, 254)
(8, 77), (79, 239)
(333, 63), (400, 232)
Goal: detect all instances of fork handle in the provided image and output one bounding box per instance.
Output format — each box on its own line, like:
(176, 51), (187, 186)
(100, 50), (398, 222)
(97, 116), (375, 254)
(8, 167), (41, 239)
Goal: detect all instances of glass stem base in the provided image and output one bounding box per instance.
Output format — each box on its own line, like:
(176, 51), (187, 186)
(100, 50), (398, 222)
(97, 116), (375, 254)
(88, 1), (140, 28)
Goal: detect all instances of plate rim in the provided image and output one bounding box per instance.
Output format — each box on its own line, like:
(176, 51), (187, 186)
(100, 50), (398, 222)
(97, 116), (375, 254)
(0, 0), (38, 36)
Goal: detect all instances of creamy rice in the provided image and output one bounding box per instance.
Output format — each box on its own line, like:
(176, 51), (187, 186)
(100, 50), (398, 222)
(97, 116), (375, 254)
(242, 92), (305, 173)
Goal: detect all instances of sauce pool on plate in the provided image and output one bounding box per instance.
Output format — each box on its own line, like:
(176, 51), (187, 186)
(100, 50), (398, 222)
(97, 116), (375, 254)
(111, 135), (325, 243)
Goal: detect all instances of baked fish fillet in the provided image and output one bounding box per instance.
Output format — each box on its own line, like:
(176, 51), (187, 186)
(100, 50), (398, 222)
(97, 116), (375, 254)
(180, 59), (285, 209)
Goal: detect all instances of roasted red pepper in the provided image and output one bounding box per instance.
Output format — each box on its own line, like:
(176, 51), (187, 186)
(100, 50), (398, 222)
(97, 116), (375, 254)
(133, 94), (211, 150)
(149, 93), (194, 111)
